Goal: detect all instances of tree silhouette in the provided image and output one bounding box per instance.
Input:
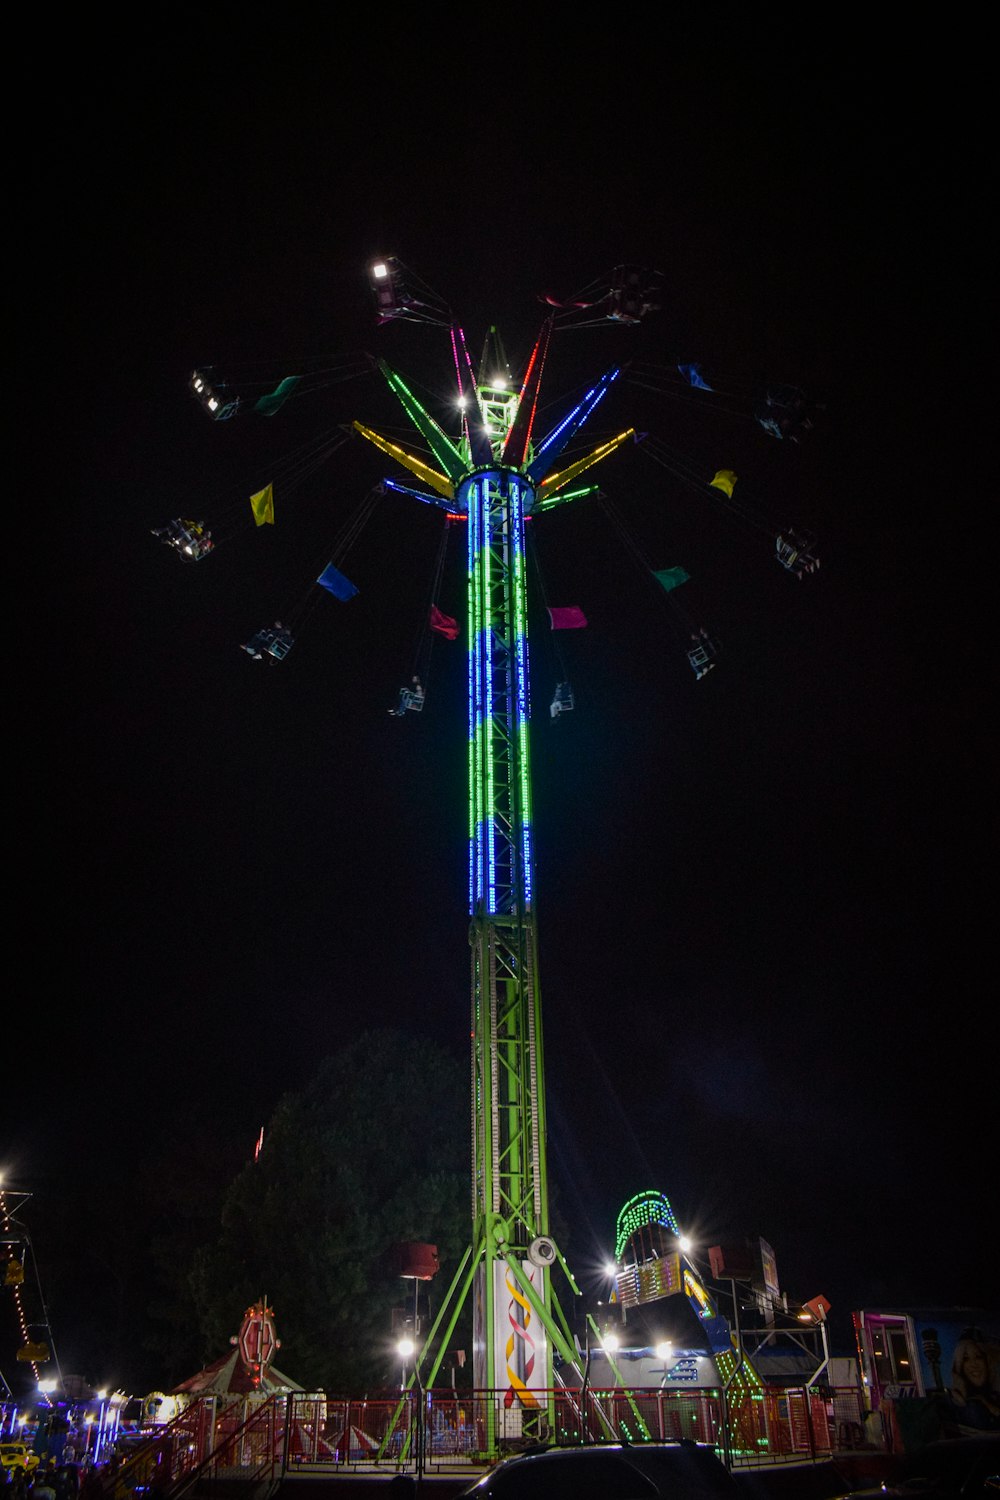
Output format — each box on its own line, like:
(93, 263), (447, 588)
(187, 1029), (469, 1391)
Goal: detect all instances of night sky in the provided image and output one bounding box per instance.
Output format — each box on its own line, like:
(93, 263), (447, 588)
(6, 26), (989, 1396)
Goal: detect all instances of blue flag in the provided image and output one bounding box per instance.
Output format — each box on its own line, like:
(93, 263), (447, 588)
(678, 363), (713, 391)
(316, 563), (358, 601)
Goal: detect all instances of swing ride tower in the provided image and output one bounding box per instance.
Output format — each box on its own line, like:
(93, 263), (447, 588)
(173, 257), (819, 1435)
(352, 296), (638, 1416)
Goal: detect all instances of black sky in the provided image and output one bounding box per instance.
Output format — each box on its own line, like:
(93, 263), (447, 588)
(7, 26), (990, 1394)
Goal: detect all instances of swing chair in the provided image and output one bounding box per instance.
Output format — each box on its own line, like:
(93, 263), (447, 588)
(597, 496), (721, 683)
(527, 526), (581, 723)
(241, 622), (295, 662)
(239, 484), (383, 666)
(550, 682), (575, 719)
(387, 516), (456, 719)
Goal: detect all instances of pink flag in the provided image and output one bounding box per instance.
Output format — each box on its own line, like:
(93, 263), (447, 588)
(548, 606), (588, 630)
(430, 605), (460, 640)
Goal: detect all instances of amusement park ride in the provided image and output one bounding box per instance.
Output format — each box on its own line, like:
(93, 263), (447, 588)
(596, 1190), (834, 1412)
(1, 1182), (59, 1400)
(155, 256), (824, 1437)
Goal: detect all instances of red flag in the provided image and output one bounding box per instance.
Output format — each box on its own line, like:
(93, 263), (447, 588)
(430, 605), (459, 640)
(547, 606), (588, 630)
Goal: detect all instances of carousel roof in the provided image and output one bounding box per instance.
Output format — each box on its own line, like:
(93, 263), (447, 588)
(171, 1347), (305, 1396)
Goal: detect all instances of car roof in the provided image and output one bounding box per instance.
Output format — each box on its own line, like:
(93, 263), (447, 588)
(458, 1440), (740, 1497)
(899, 1434), (1000, 1473)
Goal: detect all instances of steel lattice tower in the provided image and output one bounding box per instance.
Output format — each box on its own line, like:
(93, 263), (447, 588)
(354, 298), (636, 1424)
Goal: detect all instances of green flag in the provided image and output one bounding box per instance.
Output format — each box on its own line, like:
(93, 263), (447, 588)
(653, 566), (691, 593)
(254, 376), (302, 416)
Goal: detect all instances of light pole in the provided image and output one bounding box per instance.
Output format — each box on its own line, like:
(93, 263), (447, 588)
(396, 1338), (415, 1394)
(395, 1335), (426, 1483)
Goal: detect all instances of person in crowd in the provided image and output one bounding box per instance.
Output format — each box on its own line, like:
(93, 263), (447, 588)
(78, 1467), (103, 1500)
(30, 1466), (56, 1500)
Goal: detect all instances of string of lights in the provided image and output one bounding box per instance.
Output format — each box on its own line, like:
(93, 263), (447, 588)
(1, 1179), (59, 1402)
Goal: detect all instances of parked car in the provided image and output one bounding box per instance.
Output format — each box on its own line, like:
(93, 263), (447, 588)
(0, 1443), (40, 1476)
(454, 1439), (743, 1497)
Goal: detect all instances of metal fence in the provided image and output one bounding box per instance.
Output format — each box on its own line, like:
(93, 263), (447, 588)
(30, 1383), (871, 1490)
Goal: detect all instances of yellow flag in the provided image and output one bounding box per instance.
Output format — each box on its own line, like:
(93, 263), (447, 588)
(709, 469), (737, 497)
(250, 483), (274, 526)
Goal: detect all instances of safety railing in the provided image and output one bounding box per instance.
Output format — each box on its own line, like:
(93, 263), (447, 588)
(279, 1385), (871, 1477)
(100, 1397), (218, 1496)
(59, 1382), (873, 1490)
(169, 1395), (286, 1498)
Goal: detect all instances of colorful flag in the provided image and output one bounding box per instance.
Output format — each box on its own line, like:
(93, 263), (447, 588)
(250, 483), (274, 526)
(316, 563), (358, 601)
(253, 376), (302, 416)
(678, 363), (713, 391)
(547, 606), (588, 630)
(653, 566), (691, 593)
(430, 605), (459, 640)
(709, 469), (737, 497)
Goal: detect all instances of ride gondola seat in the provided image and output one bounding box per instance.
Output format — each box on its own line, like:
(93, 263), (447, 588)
(189, 370), (241, 420)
